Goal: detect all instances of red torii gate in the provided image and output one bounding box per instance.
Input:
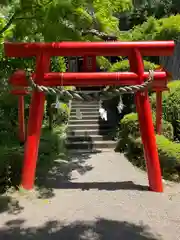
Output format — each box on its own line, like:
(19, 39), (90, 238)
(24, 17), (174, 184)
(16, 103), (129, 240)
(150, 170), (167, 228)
(4, 41), (175, 193)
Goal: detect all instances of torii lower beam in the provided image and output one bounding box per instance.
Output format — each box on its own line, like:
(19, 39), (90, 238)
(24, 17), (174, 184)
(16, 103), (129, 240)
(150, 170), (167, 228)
(9, 70), (169, 88)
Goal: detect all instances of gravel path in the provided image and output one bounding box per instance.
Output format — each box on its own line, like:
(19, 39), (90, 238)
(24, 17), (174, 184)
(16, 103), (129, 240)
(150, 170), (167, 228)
(0, 151), (180, 239)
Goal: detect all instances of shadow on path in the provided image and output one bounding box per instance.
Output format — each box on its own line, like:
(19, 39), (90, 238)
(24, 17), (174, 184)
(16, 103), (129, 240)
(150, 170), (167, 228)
(35, 133), (148, 199)
(35, 149), (101, 199)
(0, 218), (162, 240)
(0, 196), (24, 215)
(43, 180), (148, 191)
(33, 126), (102, 199)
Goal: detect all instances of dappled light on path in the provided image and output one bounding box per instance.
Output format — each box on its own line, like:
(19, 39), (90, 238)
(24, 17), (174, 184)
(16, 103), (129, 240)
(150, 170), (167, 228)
(0, 218), (162, 240)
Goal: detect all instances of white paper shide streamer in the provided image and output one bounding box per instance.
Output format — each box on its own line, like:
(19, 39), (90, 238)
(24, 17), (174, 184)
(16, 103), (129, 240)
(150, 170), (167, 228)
(76, 108), (83, 120)
(117, 95), (124, 114)
(99, 100), (107, 121)
(99, 107), (107, 121)
(55, 95), (60, 109)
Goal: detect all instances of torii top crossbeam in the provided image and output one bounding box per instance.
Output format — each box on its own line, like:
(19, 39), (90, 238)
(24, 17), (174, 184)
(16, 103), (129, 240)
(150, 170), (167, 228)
(5, 41), (174, 57)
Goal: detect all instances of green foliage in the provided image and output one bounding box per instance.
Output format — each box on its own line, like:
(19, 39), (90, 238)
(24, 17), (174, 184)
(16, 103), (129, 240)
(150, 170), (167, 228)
(131, 112), (173, 138)
(151, 81), (180, 139)
(127, 0), (174, 28)
(38, 125), (67, 164)
(116, 112), (174, 152)
(122, 0), (180, 30)
(127, 3), (153, 28)
(0, 145), (23, 193)
(129, 15), (180, 41)
(96, 56), (112, 70)
(0, 13), (14, 58)
(155, 15), (180, 40)
(0, 0), (132, 43)
(127, 135), (180, 180)
(0, 125), (67, 193)
(51, 57), (66, 72)
(156, 135), (180, 172)
(116, 112), (179, 180)
(53, 102), (70, 126)
(109, 59), (159, 72)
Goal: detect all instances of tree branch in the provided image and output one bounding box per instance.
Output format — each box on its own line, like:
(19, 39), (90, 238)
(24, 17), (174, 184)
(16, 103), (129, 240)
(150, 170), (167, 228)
(0, 13), (16, 35)
(82, 29), (117, 41)
(15, 16), (40, 20)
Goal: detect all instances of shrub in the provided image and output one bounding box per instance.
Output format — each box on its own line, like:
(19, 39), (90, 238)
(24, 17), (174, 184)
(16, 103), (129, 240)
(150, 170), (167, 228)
(126, 135), (180, 180)
(0, 144), (24, 193)
(116, 112), (173, 148)
(0, 125), (67, 193)
(151, 80), (180, 139)
(129, 15), (180, 41)
(96, 56), (112, 70)
(51, 102), (70, 126)
(109, 59), (159, 72)
(115, 112), (180, 180)
(125, 0), (174, 29)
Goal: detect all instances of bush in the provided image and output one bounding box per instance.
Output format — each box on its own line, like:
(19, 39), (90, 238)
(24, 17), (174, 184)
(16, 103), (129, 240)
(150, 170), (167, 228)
(51, 102), (70, 126)
(151, 80), (180, 139)
(125, 0), (175, 30)
(115, 112), (180, 180)
(0, 125), (67, 193)
(116, 112), (174, 150)
(0, 145), (24, 193)
(129, 15), (180, 41)
(126, 135), (180, 180)
(109, 59), (159, 72)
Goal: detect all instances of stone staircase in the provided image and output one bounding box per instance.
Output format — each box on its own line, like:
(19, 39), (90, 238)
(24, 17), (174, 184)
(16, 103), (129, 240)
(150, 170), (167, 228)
(66, 100), (117, 152)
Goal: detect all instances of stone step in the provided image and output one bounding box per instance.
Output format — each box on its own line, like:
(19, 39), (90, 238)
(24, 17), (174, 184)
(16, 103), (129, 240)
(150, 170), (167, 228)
(71, 108), (99, 113)
(66, 140), (116, 149)
(70, 111), (99, 116)
(70, 115), (99, 120)
(72, 100), (99, 104)
(68, 124), (110, 130)
(67, 148), (113, 154)
(67, 129), (110, 136)
(71, 104), (99, 108)
(69, 119), (104, 125)
(67, 134), (112, 142)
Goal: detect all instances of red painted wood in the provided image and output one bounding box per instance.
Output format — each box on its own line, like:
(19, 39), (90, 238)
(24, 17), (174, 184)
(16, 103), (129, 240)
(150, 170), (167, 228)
(9, 70), (168, 88)
(91, 55), (96, 72)
(129, 49), (163, 193)
(83, 56), (88, 71)
(11, 89), (29, 95)
(4, 41), (175, 57)
(21, 53), (50, 190)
